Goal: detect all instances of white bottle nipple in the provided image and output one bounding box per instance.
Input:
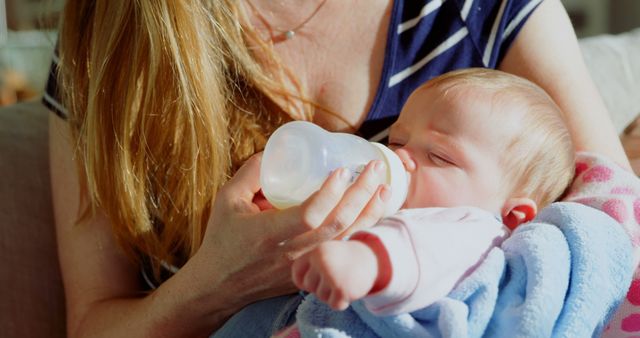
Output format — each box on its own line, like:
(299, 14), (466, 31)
(370, 143), (409, 216)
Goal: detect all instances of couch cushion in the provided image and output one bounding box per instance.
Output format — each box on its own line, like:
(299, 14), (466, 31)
(0, 101), (66, 337)
(580, 28), (640, 134)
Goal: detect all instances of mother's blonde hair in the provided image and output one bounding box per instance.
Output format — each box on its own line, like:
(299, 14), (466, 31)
(58, 1), (307, 274)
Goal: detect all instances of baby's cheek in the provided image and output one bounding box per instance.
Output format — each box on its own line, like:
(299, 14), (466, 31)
(475, 171), (510, 211)
(406, 168), (483, 208)
(406, 182), (469, 208)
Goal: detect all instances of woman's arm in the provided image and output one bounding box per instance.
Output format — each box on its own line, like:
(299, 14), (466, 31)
(498, 0), (630, 169)
(51, 113), (391, 337)
(50, 114), (239, 337)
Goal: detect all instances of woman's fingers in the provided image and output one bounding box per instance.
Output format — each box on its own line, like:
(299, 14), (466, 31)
(299, 167), (352, 229)
(247, 159), (390, 258)
(327, 161), (387, 235)
(220, 153), (263, 205)
(337, 184), (390, 239)
(306, 161), (385, 237)
(255, 167), (353, 246)
(285, 161), (388, 252)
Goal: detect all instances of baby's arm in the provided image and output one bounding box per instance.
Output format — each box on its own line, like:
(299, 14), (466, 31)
(291, 239), (387, 311)
(292, 207), (508, 315)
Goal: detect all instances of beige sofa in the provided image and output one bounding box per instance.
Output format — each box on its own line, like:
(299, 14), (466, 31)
(1, 29), (639, 337)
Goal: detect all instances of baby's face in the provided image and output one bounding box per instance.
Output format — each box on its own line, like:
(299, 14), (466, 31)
(389, 84), (522, 213)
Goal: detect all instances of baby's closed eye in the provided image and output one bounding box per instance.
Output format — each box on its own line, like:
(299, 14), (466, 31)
(427, 152), (456, 166)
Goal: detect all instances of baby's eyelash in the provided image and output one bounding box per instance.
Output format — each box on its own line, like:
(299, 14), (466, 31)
(428, 152), (455, 166)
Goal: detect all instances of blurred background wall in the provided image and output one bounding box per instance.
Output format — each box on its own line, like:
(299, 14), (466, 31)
(563, 0), (640, 36)
(0, 0), (62, 105)
(0, 0), (638, 106)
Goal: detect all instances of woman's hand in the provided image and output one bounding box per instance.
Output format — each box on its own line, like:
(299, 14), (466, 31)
(192, 153), (392, 313)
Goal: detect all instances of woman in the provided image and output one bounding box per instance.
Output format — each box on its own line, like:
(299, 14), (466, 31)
(46, 0), (631, 337)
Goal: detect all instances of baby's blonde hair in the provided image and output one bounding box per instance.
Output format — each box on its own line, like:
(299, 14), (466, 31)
(425, 68), (575, 208)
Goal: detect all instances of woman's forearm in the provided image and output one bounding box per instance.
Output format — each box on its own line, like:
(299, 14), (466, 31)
(69, 262), (238, 338)
(498, 0), (631, 170)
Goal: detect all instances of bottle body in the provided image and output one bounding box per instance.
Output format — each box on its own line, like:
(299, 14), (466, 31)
(260, 121), (408, 216)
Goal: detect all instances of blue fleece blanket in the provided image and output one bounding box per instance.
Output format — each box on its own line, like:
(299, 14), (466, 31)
(295, 202), (634, 338)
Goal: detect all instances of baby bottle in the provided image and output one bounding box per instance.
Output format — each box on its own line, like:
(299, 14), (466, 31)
(260, 121), (408, 217)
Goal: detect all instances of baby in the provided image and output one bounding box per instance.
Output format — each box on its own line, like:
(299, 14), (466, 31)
(290, 68), (575, 318)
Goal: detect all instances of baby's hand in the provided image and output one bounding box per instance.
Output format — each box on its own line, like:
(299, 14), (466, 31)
(291, 240), (378, 311)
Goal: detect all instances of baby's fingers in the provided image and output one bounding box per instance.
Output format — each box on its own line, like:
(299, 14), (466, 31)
(291, 257), (311, 290)
(301, 265), (321, 293)
(328, 290), (350, 311)
(315, 280), (333, 304)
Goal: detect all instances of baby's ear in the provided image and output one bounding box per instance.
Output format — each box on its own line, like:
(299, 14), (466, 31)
(501, 198), (537, 230)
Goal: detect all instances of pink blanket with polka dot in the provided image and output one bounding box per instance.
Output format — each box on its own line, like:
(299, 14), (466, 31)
(566, 152), (640, 336)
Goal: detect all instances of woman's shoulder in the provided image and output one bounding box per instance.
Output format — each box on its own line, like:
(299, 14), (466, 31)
(387, 0), (542, 76)
(360, 0), (542, 138)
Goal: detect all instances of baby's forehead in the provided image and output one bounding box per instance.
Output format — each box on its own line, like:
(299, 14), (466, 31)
(443, 84), (526, 118)
(399, 81), (526, 137)
(431, 81), (497, 102)
(428, 85), (502, 120)
(440, 87), (524, 141)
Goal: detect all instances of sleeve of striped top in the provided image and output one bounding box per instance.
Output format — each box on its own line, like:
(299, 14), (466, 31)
(42, 44), (68, 120)
(454, 0), (543, 68)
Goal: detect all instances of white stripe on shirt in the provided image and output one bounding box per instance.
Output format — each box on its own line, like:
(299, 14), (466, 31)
(482, 0), (508, 66)
(141, 267), (157, 290)
(389, 27), (469, 87)
(369, 127), (390, 143)
(502, 0), (542, 42)
(161, 260), (179, 274)
(397, 0), (446, 34)
(461, 0), (474, 21)
(43, 91), (69, 117)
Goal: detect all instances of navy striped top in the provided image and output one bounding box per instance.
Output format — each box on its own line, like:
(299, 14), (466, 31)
(43, 0), (541, 288)
(358, 0), (541, 141)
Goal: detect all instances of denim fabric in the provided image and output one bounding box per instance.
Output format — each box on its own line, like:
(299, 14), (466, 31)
(212, 293), (304, 337)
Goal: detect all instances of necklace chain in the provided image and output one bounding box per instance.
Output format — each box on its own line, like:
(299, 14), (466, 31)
(246, 0), (329, 42)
